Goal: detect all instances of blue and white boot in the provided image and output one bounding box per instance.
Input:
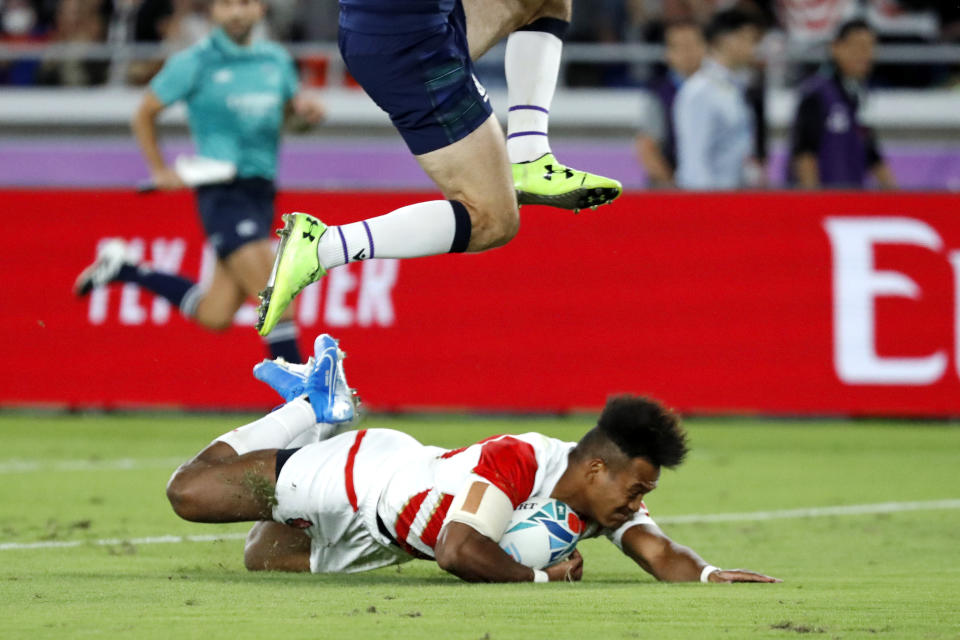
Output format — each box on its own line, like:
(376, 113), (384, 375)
(252, 357), (312, 402)
(307, 334), (360, 426)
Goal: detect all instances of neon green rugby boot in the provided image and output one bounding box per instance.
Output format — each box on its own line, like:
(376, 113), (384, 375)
(257, 212), (328, 337)
(512, 153), (622, 212)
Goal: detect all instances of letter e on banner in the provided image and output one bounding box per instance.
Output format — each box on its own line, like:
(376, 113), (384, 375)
(823, 217), (946, 385)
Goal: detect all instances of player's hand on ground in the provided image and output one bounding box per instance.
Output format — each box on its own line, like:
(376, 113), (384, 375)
(151, 166), (186, 190)
(545, 549), (583, 582)
(709, 568), (781, 583)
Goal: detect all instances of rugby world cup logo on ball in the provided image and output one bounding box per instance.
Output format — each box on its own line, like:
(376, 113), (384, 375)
(499, 497), (583, 569)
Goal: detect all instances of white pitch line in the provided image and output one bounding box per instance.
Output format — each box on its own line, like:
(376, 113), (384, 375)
(1, 499), (958, 552)
(0, 457), (184, 474)
(656, 499), (960, 524)
(0, 533), (248, 551)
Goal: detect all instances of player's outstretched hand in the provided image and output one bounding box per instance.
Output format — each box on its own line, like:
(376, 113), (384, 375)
(545, 549), (583, 582)
(709, 568), (781, 583)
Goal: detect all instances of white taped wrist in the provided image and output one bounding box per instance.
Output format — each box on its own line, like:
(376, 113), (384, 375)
(700, 565), (720, 583)
(533, 569), (548, 583)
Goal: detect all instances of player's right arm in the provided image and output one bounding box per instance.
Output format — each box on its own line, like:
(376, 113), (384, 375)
(131, 90), (184, 190)
(618, 522), (779, 583)
(131, 48), (202, 191)
(434, 480), (583, 583)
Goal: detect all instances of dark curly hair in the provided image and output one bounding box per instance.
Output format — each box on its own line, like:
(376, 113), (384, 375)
(573, 395), (688, 469)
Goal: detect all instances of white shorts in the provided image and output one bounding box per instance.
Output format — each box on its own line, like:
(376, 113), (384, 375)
(272, 428), (421, 573)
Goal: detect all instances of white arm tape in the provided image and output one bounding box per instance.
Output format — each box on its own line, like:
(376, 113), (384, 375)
(443, 475), (515, 542)
(700, 565), (720, 583)
(533, 569), (549, 583)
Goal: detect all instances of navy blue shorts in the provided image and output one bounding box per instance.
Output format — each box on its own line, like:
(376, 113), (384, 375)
(195, 177), (276, 259)
(338, 1), (493, 155)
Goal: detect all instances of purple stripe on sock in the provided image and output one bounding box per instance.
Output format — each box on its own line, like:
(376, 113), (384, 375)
(507, 131), (549, 140)
(508, 105), (550, 114)
(337, 226), (349, 264)
(361, 220), (375, 259)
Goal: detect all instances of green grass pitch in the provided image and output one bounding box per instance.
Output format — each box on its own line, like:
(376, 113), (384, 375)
(1, 412), (958, 639)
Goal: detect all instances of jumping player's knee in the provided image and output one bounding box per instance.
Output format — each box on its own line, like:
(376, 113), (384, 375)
(530, 0), (571, 21)
(466, 201), (520, 252)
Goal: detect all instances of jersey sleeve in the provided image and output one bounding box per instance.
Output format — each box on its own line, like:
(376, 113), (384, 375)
(604, 501), (655, 550)
(150, 49), (202, 106)
(281, 51), (299, 101)
(471, 436), (538, 508)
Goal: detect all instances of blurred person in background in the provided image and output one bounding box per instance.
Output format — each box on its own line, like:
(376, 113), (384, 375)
(36, 0), (111, 85)
(0, 0), (53, 84)
(126, 0), (214, 84)
(788, 19), (895, 189)
(74, 0), (325, 363)
(635, 20), (705, 188)
(673, 8), (762, 189)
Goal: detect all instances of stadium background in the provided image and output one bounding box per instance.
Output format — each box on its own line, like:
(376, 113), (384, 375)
(2, 0), (960, 416)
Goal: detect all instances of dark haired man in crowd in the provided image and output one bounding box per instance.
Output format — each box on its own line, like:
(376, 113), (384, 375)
(673, 9), (762, 190)
(788, 19), (896, 189)
(635, 21), (706, 188)
(166, 333), (780, 584)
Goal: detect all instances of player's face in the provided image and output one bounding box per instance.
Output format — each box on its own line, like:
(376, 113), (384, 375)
(211, 0), (264, 44)
(584, 456), (660, 529)
(665, 26), (705, 78)
(832, 30), (876, 81)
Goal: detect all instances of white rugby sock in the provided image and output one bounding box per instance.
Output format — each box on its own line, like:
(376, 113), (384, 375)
(505, 30), (563, 164)
(215, 398), (316, 456)
(316, 200), (471, 270)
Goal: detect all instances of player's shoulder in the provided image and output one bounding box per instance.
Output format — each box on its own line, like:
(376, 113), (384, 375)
(253, 39), (294, 63)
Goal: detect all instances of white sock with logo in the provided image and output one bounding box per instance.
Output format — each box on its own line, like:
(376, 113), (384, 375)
(316, 200), (471, 270)
(214, 398), (316, 456)
(505, 30), (563, 164)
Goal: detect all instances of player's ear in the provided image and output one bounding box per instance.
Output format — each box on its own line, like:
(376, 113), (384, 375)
(585, 458), (606, 482)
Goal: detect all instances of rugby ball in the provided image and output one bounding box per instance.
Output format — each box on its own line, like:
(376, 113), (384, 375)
(499, 497), (583, 569)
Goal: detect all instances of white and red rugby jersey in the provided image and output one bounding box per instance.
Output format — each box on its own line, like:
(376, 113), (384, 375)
(373, 432), (654, 559)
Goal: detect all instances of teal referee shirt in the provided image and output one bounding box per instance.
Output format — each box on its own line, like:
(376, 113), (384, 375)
(150, 28), (299, 180)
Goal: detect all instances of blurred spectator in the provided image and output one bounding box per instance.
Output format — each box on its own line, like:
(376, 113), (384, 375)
(674, 8), (762, 189)
(127, 0), (213, 84)
(774, 0), (858, 46)
(37, 0), (111, 85)
(635, 20), (705, 187)
(865, 0), (940, 87)
(0, 0), (52, 84)
(788, 19), (895, 189)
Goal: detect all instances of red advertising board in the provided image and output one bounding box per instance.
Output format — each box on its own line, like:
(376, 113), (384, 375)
(2, 189), (959, 416)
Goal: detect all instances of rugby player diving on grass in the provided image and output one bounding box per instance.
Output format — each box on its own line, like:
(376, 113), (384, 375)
(166, 334), (780, 584)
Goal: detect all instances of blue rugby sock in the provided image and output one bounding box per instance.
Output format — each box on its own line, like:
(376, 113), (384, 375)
(115, 264), (202, 315)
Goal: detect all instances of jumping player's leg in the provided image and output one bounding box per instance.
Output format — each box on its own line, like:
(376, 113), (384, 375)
(464, 0), (623, 211)
(255, 5), (517, 336)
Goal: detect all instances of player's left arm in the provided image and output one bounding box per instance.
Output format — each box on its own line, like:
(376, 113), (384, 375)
(618, 522), (781, 583)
